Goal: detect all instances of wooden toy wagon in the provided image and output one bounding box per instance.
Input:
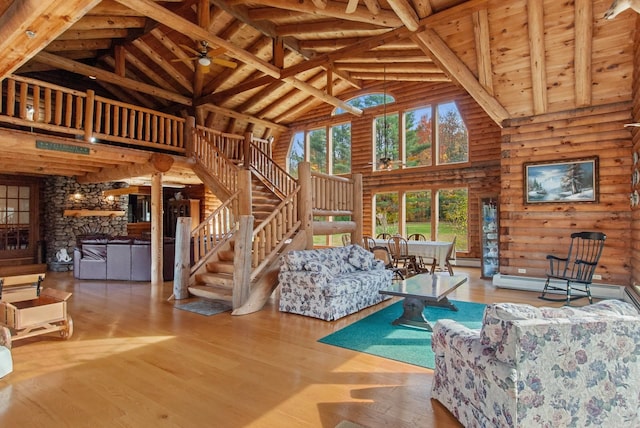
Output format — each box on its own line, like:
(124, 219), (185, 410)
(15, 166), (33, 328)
(0, 273), (73, 349)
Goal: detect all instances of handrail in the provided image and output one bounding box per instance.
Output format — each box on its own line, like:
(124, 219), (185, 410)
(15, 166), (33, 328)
(190, 191), (240, 273)
(250, 186), (301, 275)
(0, 74), (187, 153)
(192, 127), (240, 195)
(249, 141), (297, 199)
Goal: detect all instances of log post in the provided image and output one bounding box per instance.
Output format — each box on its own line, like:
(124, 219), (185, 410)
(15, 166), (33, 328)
(173, 217), (191, 300)
(84, 90), (94, 143)
(298, 162), (314, 249)
(352, 173), (363, 247)
(238, 169), (252, 216)
(151, 172), (163, 287)
(233, 215), (254, 309)
(185, 116), (195, 157)
(243, 131), (252, 168)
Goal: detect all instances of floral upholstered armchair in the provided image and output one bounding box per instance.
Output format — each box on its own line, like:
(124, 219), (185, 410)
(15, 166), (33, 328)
(431, 299), (640, 427)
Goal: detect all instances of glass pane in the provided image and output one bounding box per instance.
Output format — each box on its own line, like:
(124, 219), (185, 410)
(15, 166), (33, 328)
(0, 185), (6, 198)
(374, 112), (399, 171)
(19, 186), (30, 198)
(288, 131), (305, 178)
(406, 190), (432, 238)
(18, 212), (29, 224)
(437, 102), (469, 165)
(19, 198), (29, 211)
(404, 107), (433, 167)
(309, 128), (327, 173)
(374, 192), (399, 236)
(7, 199), (17, 211)
(313, 216), (330, 246)
(437, 188), (468, 251)
(331, 123), (351, 174)
(333, 93), (395, 115)
(7, 186), (18, 198)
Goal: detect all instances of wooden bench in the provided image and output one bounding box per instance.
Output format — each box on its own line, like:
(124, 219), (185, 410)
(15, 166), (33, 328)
(0, 273), (73, 349)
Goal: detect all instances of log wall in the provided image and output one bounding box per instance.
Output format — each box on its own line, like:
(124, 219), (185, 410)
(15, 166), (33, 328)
(632, 16), (640, 287)
(274, 80), (502, 258)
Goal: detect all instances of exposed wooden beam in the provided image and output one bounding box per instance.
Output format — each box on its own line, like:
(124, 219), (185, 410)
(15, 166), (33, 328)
(45, 39), (114, 52)
(275, 19), (387, 37)
(77, 153), (175, 184)
(349, 72), (449, 81)
(363, 0), (382, 15)
(386, 0), (420, 31)
(34, 51), (192, 105)
(335, 62), (441, 73)
(103, 186), (151, 197)
(119, 0), (363, 116)
(246, 0), (403, 27)
(201, 102), (289, 131)
(411, 0), (433, 19)
(472, 9), (493, 95)
(131, 39), (193, 93)
(527, 0), (547, 115)
(67, 16), (147, 31)
(412, 29), (510, 126)
(197, 75), (278, 106)
(55, 28), (130, 41)
(575, 0), (593, 107)
(0, 0), (102, 79)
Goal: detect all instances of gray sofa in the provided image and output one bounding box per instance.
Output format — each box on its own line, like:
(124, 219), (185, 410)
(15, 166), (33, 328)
(73, 237), (175, 281)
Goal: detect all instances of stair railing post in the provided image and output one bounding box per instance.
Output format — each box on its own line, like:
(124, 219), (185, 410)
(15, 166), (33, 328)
(298, 162), (314, 249)
(352, 173), (363, 248)
(243, 132), (252, 168)
(84, 90), (94, 143)
(185, 116), (196, 157)
(238, 169), (252, 216)
(233, 215), (254, 309)
(173, 217), (191, 300)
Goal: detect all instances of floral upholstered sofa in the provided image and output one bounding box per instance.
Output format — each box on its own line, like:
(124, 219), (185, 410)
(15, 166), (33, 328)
(431, 299), (640, 427)
(278, 244), (393, 321)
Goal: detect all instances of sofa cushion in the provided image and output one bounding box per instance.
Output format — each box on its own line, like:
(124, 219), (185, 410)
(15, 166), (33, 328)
(347, 244), (374, 270)
(82, 244), (107, 260)
(303, 261), (334, 278)
(281, 248), (345, 276)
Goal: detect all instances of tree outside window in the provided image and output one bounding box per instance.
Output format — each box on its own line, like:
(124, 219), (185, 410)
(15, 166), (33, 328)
(437, 102), (468, 165)
(374, 192), (399, 236)
(309, 128), (327, 173)
(406, 190), (431, 237)
(287, 131), (305, 178)
(374, 112), (399, 171)
(404, 107), (433, 167)
(332, 123), (351, 175)
(438, 188), (468, 250)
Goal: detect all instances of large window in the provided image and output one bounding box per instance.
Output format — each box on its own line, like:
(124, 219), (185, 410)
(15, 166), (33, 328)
(404, 107), (432, 167)
(373, 188), (468, 251)
(287, 124), (351, 176)
(437, 102), (469, 164)
(374, 112), (399, 171)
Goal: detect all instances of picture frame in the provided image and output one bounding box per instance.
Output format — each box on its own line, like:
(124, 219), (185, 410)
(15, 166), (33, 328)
(524, 157), (598, 204)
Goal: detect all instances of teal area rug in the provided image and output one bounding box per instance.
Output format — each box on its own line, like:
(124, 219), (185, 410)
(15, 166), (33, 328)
(318, 300), (486, 369)
(174, 299), (231, 316)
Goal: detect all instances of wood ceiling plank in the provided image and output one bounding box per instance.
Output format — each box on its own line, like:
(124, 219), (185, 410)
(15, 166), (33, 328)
(575, 0), (593, 107)
(275, 19), (387, 37)
(117, 50), (179, 91)
(45, 39), (114, 52)
(68, 15), (147, 31)
(131, 38), (193, 93)
(150, 28), (194, 73)
(0, 0), (103, 79)
(34, 51), (192, 105)
(201, 102), (288, 131)
(55, 28), (130, 41)
(412, 28), (509, 126)
(527, 0), (547, 115)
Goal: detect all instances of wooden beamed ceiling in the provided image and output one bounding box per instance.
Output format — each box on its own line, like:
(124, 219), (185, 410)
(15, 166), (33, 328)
(0, 0), (634, 139)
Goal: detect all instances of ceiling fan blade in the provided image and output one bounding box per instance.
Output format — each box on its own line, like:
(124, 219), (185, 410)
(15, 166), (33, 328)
(179, 44), (202, 56)
(212, 58), (237, 69)
(207, 47), (227, 57)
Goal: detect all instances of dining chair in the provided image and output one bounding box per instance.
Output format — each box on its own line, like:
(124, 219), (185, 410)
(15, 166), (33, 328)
(362, 235), (376, 251)
(341, 234), (351, 246)
(407, 233), (427, 241)
(387, 235), (418, 276)
(371, 246), (405, 280)
(376, 233), (392, 240)
(430, 236), (456, 275)
(539, 231), (606, 305)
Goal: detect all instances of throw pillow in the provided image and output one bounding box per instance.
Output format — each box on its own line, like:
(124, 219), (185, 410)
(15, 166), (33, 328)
(347, 244), (373, 270)
(303, 261), (334, 278)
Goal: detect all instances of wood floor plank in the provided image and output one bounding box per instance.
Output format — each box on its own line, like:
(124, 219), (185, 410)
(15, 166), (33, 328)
(0, 268), (558, 427)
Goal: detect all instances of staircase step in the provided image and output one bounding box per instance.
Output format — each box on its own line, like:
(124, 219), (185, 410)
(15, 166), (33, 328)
(188, 285), (233, 301)
(195, 272), (234, 287)
(218, 250), (234, 261)
(206, 260), (234, 274)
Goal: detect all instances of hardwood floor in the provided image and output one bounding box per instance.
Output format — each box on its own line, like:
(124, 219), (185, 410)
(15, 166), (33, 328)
(0, 268), (550, 427)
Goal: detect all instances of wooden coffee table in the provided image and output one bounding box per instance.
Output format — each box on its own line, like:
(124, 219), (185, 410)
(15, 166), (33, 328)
(379, 273), (468, 331)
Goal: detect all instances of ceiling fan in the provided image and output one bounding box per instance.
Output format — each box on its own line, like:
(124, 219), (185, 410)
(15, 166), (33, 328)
(172, 41), (237, 70)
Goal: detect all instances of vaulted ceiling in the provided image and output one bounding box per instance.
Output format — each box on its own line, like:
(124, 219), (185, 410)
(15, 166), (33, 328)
(0, 0), (635, 140)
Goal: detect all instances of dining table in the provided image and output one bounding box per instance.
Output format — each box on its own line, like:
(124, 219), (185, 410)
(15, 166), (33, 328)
(373, 238), (455, 270)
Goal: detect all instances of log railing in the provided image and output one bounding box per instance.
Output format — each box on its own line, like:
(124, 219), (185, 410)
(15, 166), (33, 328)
(248, 141), (297, 199)
(196, 125), (245, 162)
(192, 128), (240, 195)
(190, 191), (240, 273)
(250, 186), (301, 277)
(0, 75), (186, 153)
(311, 171), (355, 216)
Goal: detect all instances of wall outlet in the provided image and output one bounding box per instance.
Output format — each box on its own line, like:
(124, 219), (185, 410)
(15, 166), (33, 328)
(592, 274), (602, 280)
(517, 268), (527, 274)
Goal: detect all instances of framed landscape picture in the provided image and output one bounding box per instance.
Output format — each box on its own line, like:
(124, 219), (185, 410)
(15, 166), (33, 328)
(524, 157), (598, 204)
